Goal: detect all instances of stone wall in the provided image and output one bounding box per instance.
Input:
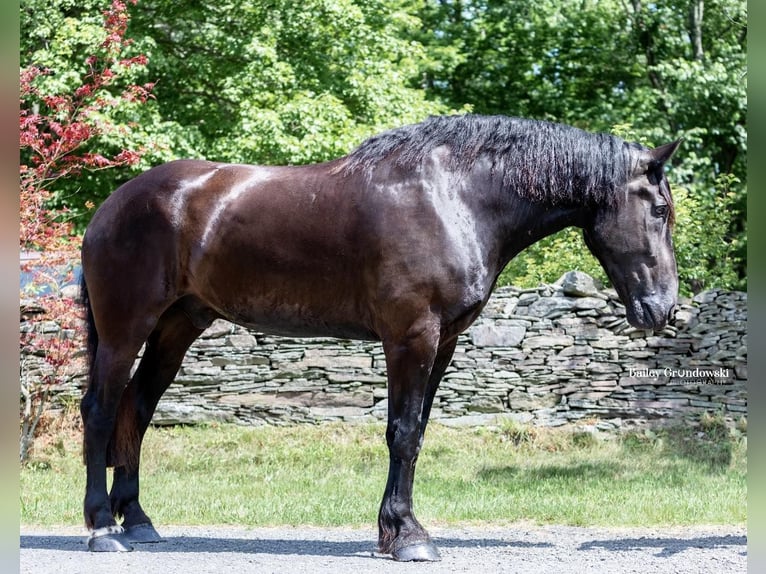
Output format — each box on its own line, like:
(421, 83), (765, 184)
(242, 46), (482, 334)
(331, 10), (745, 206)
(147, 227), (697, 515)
(23, 272), (747, 430)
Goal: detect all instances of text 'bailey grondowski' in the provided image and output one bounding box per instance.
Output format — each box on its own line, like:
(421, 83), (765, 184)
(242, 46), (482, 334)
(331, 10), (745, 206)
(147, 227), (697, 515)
(629, 366), (733, 383)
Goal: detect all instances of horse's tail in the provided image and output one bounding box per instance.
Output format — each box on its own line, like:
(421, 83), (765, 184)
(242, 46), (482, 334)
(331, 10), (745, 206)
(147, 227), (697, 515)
(80, 271), (98, 382)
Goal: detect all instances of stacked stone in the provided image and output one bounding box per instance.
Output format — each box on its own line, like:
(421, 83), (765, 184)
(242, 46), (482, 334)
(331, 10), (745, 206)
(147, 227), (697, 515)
(20, 317), (85, 405)
(22, 271), (747, 430)
(438, 272), (746, 429)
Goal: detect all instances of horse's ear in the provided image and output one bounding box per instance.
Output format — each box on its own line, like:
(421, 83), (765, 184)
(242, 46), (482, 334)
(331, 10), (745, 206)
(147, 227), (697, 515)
(646, 139), (682, 168)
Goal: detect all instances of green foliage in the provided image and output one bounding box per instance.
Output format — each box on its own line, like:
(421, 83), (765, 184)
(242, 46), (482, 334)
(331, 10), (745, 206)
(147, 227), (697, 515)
(498, 229), (608, 290)
(20, 0), (450, 228)
(129, 0), (447, 164)
(20, 0), (165, 224)
(19, 0), (746, 288)
(419, 0), (747, 291)
(672, 176), (744, 294)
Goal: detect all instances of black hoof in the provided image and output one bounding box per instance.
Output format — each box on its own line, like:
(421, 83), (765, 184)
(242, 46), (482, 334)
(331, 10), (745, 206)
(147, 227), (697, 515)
(124, 523), (163, 544)
(87, 527), (133, 552)
(392, 541), (441, 562)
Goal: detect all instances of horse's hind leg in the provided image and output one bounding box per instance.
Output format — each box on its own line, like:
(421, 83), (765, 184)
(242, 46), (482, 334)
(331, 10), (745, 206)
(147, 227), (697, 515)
(80, 282), (191, 550)
(107, 303), (205, 543)
(81, 334), (151, 552)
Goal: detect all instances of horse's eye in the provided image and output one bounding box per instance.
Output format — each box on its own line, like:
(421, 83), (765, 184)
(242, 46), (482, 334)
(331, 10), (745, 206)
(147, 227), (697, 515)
(653, 205), (669, 218)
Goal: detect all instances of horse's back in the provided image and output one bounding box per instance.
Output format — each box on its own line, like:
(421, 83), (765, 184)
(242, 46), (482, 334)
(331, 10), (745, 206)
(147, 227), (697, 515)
(81, 154), (492, 342)
(82, 158), (382, 338)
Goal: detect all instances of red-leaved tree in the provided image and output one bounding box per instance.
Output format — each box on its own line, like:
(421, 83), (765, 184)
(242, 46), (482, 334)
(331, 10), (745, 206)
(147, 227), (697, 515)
(19, 0), (154, 463)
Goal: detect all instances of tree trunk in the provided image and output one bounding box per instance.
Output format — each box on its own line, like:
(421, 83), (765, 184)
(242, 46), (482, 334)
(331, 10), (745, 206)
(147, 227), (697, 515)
(690, 0), (704, 61)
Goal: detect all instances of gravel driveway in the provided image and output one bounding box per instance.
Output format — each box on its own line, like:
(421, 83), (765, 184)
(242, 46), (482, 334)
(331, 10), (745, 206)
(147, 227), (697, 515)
(20, 524), (746, 573)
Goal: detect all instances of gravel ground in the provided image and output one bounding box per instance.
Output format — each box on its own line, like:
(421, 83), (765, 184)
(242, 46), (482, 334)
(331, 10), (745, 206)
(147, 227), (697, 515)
(20, 524), (747, 574)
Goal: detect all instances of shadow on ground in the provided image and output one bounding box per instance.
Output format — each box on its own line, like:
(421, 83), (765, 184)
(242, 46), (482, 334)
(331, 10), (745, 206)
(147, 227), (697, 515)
(21, 531), (745, 558)
(579, 534), (747, 557)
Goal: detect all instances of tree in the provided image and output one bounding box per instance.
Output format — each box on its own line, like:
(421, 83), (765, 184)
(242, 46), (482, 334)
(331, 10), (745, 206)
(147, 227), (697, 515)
(125, 0), (451, 166)
(20, 0), (746, 293)
(19, 0), (153, 462)
(417, 0), (747, 294)
(21, 0), (451, 228)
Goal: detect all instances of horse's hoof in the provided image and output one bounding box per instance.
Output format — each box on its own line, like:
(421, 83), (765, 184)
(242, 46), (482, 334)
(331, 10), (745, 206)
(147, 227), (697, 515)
(124, 523), (163, 543)
(392, 541), (441, 562)
(87, 526), (133, 552)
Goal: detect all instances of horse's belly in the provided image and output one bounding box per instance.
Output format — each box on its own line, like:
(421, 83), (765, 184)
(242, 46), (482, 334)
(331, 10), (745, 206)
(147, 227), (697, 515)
(221, 308), (379, 341)
(192, 278), (379, 341)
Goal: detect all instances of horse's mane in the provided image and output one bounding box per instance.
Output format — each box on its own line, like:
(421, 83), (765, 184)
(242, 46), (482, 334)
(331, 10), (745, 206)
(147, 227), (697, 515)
(341, 114), (650, 210)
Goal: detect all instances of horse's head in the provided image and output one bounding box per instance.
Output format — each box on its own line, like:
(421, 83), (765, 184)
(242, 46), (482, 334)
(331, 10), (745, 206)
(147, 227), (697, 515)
(583, 140), (682, 331)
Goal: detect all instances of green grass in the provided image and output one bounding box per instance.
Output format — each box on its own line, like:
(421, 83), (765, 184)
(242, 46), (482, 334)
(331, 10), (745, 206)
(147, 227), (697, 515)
(20, 417), (746, 528)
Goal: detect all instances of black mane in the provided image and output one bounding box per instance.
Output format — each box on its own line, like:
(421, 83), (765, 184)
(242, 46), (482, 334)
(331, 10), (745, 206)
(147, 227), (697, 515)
(342, 114), (645, 208)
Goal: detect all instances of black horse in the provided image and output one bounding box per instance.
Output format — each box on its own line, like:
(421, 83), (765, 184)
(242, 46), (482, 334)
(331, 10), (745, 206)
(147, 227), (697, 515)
(80, 114), (680, 559)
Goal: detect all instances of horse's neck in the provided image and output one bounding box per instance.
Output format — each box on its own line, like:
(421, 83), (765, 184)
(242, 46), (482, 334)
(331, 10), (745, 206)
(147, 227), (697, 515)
(456, 158), (588, 270)
(482, 188), (587, 272)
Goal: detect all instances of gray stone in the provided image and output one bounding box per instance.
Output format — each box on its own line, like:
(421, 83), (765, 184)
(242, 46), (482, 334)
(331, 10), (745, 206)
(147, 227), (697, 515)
(557, 270), (602, 297)
(326, 372), (387, 385)
(558, 345), (594, 357)
(466, 396), (506, 413)
(689, 399), (713, 408)
(574, 297), (607, 311)
(180, 365), (220, 377)
(528, 297), (576, 318)
(470, 323), (527, 347)
(565, 325), (603, 339)
(308, 406), (367, 419)
(502, 299), (519, 315)
(201, 319), (234, 338)
(443, 370), (475, 381)
(618, 376), (652, 387)
(590, 338), (625, 349)
(485, 369), (521, 380)
(575, 309), (599, 318)
(673, 309), (697, 328)
(587, 363), (622, 374)
(212, 355), (270, 366)
(507, 391), (560, 410)
(523, 334), (574, 348)
(590, 378), (618, 387)
(693, 290), (719, 304)
(517, 293), (539, 305)
(154, 402), (234, 425)
(312, 390), (373, 408)
(725, 404), (747, 413)
(227, 334), (258, 348)
(296, 349), (371, 369)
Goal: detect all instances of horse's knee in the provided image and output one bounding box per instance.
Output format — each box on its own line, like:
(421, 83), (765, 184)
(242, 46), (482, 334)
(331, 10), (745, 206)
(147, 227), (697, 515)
(386, 418), (422, 460)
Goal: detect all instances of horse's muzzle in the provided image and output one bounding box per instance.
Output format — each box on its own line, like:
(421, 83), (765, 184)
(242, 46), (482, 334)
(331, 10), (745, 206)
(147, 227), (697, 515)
(626, 296), (676, 331)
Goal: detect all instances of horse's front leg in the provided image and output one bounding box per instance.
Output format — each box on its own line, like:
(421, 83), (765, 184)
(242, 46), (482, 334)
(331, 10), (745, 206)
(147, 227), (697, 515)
(377, 318), (444, 561)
